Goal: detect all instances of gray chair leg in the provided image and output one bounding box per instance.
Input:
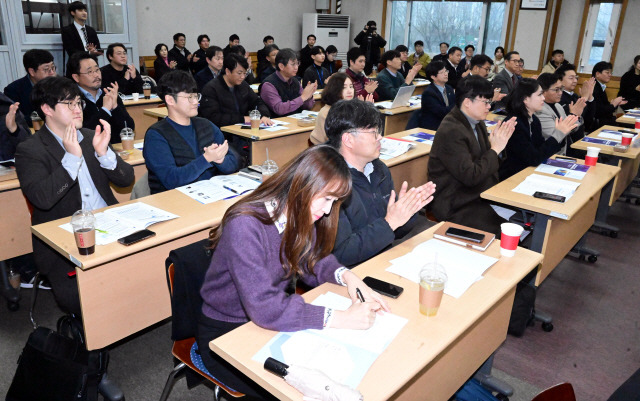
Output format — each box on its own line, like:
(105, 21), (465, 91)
(159, 362), (187, 401)
(213, 385), (220, 401)
(29, 272), (41, 329)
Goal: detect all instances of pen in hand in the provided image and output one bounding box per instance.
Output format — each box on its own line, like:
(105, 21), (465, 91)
(355, 288), (365, 303)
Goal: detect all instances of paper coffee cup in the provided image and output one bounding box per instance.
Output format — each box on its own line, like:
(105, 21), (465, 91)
(635, 118), (640, 131)
(621, 133), (633, 146)
(132, 93), (140, 101)
(585, 146), (600, 166)
(500, 223), (523, 257)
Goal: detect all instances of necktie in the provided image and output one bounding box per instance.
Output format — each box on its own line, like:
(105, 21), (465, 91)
(442, 90), (449, 107)
(511, 74), (517, 87)
(81, 27), (89, 50)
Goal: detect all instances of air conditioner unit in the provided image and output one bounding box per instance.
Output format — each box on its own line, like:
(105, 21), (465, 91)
(302, 13), (350, 54)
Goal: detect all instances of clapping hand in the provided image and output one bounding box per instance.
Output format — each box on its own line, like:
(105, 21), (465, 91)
(489, 116), (517, 154)
(203, 140), (229, 164)
(62, 122), (82, 158)
(568, 97), (587, 116)
(92, 119), (111, 157)
(555, 115), (580, 135)
(5, 103), (19, 133)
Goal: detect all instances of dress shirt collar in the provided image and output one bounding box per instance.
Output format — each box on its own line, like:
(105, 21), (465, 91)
(73, 20), (86, 29)
(386, 68), (398, 77)
(563, 89), (574, 96)
(434, 83), (446, 95)
(597, 80), (607, 91)
(448, 60), (457, 68)
(265, 199), (287, 234)
(347, 160), (374, 182)
(506, 69), (514, 78)
(46, 124), (84, 145)
(78, 85), (102, 104)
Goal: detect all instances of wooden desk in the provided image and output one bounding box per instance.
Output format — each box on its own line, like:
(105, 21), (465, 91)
(220, 117), (313, 167)
(383, 128), (434, 193)
(110, 140), (147, 203)
(123, 97), (163, 140)
(615, 113), (638, 125)
(31, 190), (239, 350)
(143, 106), (168, 120)
(0, 175), (32, 260)
(482, 163), (619, 285)
(378, 105), (420, 136)
(412, 80), (429, 96)
(211, 223), (542, 401)
(571, 125), (640, 206)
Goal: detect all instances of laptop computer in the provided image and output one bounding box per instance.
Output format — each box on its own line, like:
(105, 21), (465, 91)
(376, 84), (416, 109)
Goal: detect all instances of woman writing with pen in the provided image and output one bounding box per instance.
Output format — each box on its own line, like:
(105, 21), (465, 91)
(197, 145), (390, 399)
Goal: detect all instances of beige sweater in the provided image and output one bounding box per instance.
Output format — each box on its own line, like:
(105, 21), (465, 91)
(309, 105), (331, 145)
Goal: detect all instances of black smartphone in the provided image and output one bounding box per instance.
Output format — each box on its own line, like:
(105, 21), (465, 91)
(445, 227), (485, 243)
(362, 276), (404, 299)
(555, 156), (577, 162)
(240, 125), (250, 129)
(117, 229), (155, 246)
(533, 191), (566, 203)
(619, 129), (635, 134)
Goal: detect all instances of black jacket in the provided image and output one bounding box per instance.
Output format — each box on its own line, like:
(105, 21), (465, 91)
(333, 159), (414, 267)
(191, 48), (208, 75)
(154, 57), (174, 83)
(560, 91), (596, 134)
(354, 31), (387, 66)
(168, 46), (191, 72)
(445, 60), (463, 91)
(302, 64), (329, 89)
(79, 90), (135, 144)
(4, 75), (35, 126)
(0, 92), (31, 160)
(61, 23), (100, 58)
(199, 75), (270, 127)
(592, 82), (617, 128)
(419, 83), (455, 130)
(100, 63), (143, 95)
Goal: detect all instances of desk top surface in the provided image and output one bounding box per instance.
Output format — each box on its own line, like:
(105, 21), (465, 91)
(143, 107), (168, 118)
(210, 223), (542, 401)
(382, 128), (434, 168)
(31, 189), (238, 270)
(111, 140), (145, 166)
(123, 97), (162, 107)
(570, 125), (640, 159)
(0, 172), (19, 191)
(616, 113), (638, 124)
(220, 117), (313, 140)
(481, 160), (619, 219)
(376, 103), (420, 115)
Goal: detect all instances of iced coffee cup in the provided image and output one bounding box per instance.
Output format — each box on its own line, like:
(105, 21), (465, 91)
(250, 109), (261, 132)
(500, 223), (523, 257)
(71, 210), (96, 255)
(31, 111), (43, 131)
(261, 159), (278, 182)
(143, 82), (151, 99)
(419, 263), (447, 316)
(120, 127), (135, 152)
(585, 146), (600, 166)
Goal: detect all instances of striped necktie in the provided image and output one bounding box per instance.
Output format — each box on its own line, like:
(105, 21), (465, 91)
(81, 27), (89, 50)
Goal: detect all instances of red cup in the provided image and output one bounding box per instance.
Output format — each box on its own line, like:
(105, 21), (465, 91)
(585, 146), (600, 166)
(635, 119), (640, 130)
(500, 223), (523, 257)
(621, 133), (633, 146)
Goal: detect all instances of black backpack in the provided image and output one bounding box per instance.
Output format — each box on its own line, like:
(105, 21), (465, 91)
(507, 282), (536, 337)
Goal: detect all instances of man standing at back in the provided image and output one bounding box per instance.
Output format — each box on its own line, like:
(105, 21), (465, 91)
(256, 35), (274, 75)
(61, 1), (102, 59)
(144, 71), (238, 194)
(298, 34), (316, 78)
(100, 43), (143, 95)
(260, 48), (316, 117)
(4, 49), (57, 127)
(354, 20), (387, 76)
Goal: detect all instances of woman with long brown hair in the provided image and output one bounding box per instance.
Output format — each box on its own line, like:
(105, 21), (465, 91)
(196, 145), (389, 398)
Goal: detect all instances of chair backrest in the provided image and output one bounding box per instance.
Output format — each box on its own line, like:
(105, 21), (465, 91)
(532, 383), (576, 401)
(130, 172), (150, 200)
(405, 109), (422, 130)
(165, 238), (213, 341)
(139, 55), (157, 79)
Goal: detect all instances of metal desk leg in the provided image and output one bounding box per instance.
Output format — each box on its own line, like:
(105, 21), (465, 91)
(591, 174), (620, 237)
(474, 353), (514, 399)
(528, 213), (553, 330)
(568, 234), (600, 263)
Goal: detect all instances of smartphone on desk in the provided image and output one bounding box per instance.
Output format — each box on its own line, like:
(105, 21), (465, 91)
(117, 229), (155, 246)
(363, 277), (404, 299)
(445, 227), (485, 243)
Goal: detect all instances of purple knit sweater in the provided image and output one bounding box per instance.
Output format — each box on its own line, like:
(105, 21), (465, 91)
(200, 209), (342, 332)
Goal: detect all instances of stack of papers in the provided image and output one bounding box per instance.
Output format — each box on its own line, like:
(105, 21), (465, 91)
(176, 175), (260, 204)
(598, 130), (637, 142)
(535, 159), (590, 180)
(379, 138), (414, 160)
(287, 110), (319, 119)
(252, 292), (407, 388)
(119, 94), (159, 101)
(386, 239), (498, 298)
(512, 173), (581, 200)
(583, 137), (618, 146)
(59, 203), (179, 245)
(402, 131), (434, 144)
(624, 109), (640, 118)
(234, 119), (290, 132)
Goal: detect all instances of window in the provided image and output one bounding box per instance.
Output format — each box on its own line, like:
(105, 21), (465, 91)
(22, 0), (123, 34)
(388, 1), (506, 55)
(578, 2), (621, 73)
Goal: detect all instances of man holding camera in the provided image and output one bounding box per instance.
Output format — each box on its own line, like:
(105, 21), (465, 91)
(354, 20), (387, 76)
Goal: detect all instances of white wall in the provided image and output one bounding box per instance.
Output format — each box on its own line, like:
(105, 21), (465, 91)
(135, 0), (319, 56)
(613, 0), (640, 76)
(512, 9), (547, 71)
(553, 0), (585, 66)
(338, 0), (384, 50)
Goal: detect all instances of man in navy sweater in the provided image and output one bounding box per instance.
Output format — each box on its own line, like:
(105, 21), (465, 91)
(326, 100), (436, 267)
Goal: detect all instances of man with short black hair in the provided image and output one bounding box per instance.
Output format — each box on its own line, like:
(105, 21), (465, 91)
(445, 46), (464, 89)
(354, 20), (387, 76)
(394, 45), (412, 78)
(191, 34), (210, 75)
(299, 34), (316, 78)
(408, 40), (430, 79)
(461, 45), (475, 72)
(223, 34), (240, 57)
(144, 71), (238, 194)
(541, 49), (568, 74)
(345, 47), (379, 101)
(376, 50), (422, 100)
(592, 61), (627, 128)
(557, 63), (596, 132)
(420, 60), (455, 130)
(200, 53), (272, 128)
(194, 46), (223, 92)
(61, 1), (102, 58)
(432, 42), (449, 63)
(302, 46), (330, 89)
(325, 100), (435, 266)
(457, 54), (506, 105)
(4, 49), (56, 126)
(258, 44), (279, 83)
(68, 52), (134, 144)
(493, 51), (522, 107)
(256, 35), (275, 75)
(428, 76), (517, 235)
(226, 45), (256, 84)
(260, 48), (316, 117)
(15, 76), (133, 316)
(168, 32), (193, 72)
(100, 43), (143, 95)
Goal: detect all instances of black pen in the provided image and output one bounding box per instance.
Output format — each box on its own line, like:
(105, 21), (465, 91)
(356, 288), (365, 302)
(223, 185), (238, 194)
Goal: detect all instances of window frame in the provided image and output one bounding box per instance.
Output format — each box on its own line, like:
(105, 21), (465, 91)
(576, 1), (622, 74)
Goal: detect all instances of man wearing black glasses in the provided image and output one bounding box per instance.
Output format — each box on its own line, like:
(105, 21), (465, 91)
(144, 70), (238, 194)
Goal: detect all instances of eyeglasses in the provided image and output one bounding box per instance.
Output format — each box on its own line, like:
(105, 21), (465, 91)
(39, 63), (57, 74)
(548, 86), (564, 93)
(78, 68), (100, 76)
(473, 98), (493, 106)
(174, 93), (201, 103)
(480, 66), (491, 72)
(348, 128), (382, 139)
(58, 99), (86, 111)
(288, 61), (300, 67)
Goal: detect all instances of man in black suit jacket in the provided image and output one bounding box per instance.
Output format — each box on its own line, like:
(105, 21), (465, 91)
(492, 51), (522, 109)
(15, 76), (134, 315)
(60, 1), (102, 59)
(419, 61), (456, 131)
(168, 33), (193, 72)
(0, 92), (31, 160)
(69, 52), (134, 144)
(557, 63), (597, 133)
(427, 76), (516, 236)
(444, 46), (466, 90)
(591, 61), (627, 128)
(4, 49), (57, 127)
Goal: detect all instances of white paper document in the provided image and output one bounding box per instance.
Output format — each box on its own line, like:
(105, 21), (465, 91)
(59, 203), (179, 245)
(386, 239), (498, 298)
(176, 175), (260, 204)
(287, 110), (319, 120)
(534, 164), (587, 180)
(252, 292), (407, 388)
(379, 138), (414, 160)
(512, 173), (581, 200)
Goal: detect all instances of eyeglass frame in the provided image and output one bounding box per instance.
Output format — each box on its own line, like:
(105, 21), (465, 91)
(172, 93), (202, 103)
(58, 99), (86, 111)
(346, 128), (382, 139)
